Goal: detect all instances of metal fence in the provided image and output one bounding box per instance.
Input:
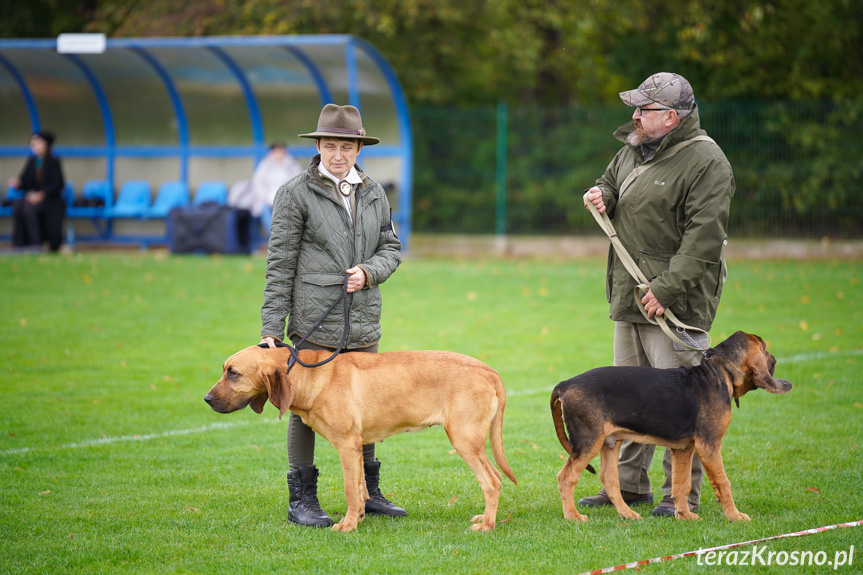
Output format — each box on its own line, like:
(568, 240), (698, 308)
(411, 101), (863, 238)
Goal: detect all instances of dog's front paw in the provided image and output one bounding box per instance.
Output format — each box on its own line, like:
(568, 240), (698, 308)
(726, 510), (750, 522)
(617, 508), (642, 521)
(675, 510), (701, 521)
(564, 510), (589, 522)
(332, 519), (359, 532)
(469, 514), (496, 531)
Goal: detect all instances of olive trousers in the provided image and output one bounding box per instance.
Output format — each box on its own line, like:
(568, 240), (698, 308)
(613, 322), (707, 506)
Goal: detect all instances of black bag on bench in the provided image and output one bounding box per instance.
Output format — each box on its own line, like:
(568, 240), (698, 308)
(167, 204), (252, 254)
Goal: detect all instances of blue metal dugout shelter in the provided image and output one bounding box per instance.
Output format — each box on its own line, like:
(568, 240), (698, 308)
(0, 35), (413, 248)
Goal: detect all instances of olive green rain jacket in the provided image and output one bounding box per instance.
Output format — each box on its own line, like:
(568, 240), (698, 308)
(596, 107), (735, 331)
(261, 155), (401, 348)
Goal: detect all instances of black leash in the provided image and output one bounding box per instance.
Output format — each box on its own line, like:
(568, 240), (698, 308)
(259, 273), (351, 374)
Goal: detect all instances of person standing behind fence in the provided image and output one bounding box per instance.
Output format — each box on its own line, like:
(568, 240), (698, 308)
(9, 131), (66, 252)
(259, 104), (403, 528)
(580, 73), (736, 516)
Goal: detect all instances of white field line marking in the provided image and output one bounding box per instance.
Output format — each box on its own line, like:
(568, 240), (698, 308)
(2, 349), (857, 456)
(0, 418), (280, 456)
(779, 348), (863, 363)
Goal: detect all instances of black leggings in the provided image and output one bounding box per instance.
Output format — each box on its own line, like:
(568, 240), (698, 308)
(12, 199), (65, 252)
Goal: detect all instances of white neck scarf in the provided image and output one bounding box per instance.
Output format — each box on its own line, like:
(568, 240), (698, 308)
(317, 164), (362, 219)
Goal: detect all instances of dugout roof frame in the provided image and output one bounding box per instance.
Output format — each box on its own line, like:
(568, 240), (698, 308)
(0, 34), (413, 247)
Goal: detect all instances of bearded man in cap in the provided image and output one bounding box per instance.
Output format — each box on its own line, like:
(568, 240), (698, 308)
(581, 73), (735, 516)
(259, 104), (403, 527)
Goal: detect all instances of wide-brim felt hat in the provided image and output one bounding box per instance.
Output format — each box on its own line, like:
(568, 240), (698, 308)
(299, 104), (380, 145)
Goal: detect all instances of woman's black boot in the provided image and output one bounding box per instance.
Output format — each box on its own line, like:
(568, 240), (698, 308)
(287, 465), (334, 527)
(363, 459), (407, 517)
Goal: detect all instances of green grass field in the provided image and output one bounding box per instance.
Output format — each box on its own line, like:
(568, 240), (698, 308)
(2, 251), (861, 574)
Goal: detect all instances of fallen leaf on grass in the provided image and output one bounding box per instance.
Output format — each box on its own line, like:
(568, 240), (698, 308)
(806, 487), (821, 493)
(558, 452), (566, 460)
(39, 490), (51, 495)
(499, 512), (512, 523)
(185, 506), (198, 512)
(854, 402), (862, 409)
(447, 496), (458, 506)
(251, 445), (261, 451)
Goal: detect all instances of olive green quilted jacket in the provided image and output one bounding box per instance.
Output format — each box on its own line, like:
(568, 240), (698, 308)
(261, 156), (402, 348)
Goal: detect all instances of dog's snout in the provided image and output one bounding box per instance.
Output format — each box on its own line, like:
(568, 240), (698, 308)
(204, 394), (214, 405)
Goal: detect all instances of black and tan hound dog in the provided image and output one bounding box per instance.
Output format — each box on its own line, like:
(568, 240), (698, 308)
(551, 331), (792, 522)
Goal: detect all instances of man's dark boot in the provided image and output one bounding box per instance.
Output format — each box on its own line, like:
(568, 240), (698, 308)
(286, 465), (334, 528)
(363, 459), (407, 517)
(577, 488), (654, 508)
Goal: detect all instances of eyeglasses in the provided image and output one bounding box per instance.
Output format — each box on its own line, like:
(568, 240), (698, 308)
(636, 106), (669, 115)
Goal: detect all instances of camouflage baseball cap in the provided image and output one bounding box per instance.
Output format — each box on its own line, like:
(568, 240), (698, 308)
(619, 72), (695, 112)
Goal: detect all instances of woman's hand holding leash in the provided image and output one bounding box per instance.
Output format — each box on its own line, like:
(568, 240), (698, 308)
(346, 267), (366, 293)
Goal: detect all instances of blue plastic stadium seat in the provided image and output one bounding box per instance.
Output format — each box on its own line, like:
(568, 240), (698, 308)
(147, 181), (189, 218)
(67, 179), (113, 218)
(108, 180), (151, 218)
(62, 181), (75, 206)
(193, 181), (228, 206)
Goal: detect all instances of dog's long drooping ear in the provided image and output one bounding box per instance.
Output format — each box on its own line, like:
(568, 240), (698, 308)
(248, 392), (268, 414)
(262, 365), (293, 419)
(748, 344), (793, 395)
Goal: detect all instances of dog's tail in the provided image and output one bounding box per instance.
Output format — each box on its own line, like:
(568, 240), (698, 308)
(490, 372), (518, 485)
(550, 389), (573, 453)
(550, 388), (596, 475)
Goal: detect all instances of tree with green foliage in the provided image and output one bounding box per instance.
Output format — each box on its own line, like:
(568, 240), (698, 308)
(5, 0), (861, 106)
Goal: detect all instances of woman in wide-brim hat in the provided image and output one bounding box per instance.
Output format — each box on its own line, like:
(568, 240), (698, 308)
(259, 104), (403, 528)
(298, 103), (381, 145)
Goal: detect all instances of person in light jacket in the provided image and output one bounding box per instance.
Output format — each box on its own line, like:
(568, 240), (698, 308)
(260, 104), (403, 528)
(581, 73), (735, 517)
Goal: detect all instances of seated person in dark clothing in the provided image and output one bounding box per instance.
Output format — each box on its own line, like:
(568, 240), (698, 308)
(9, 131), (66, 252)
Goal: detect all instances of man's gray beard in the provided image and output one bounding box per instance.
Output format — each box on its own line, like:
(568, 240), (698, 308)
(626, 125), (648, 147)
